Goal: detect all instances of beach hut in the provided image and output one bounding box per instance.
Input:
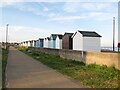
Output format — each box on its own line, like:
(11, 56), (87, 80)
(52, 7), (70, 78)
(36, 38), (44, 48)
(50, 34), (62, 49)
(44, 37), (50, 48)
(118, 42), (120, 52)
(56, 35), (63, 49)
(72, 30), (102, 52)
(31, 40), (36, 47)
(50, 34), (57, 48)
(25, 41), (28, 47)
(27, 41), (31, 47)
(62, 33), (73, 49)
(36, 40), (39, 48)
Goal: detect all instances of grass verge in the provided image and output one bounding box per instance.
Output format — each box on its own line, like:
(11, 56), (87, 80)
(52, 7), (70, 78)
(17, 46), (120, 88)
(2, 48), (8, 88)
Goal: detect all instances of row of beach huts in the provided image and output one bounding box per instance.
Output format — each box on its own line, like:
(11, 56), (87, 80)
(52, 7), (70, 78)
(20, 30), (102, 52)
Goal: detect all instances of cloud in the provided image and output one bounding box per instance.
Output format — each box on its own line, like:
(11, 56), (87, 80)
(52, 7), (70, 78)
(62, 2), (117, 21)
(63, 2), (80, 13)
(2, 0), (26, 6)
(0, 26), (50, 42)
(15, 4), (36, 12)
(47, 11), (117, 22)
(43, 7), (49, 11)
(35, 0), (119, 2)
(2, 0), (119, 5)
(49, 15), (86, 21)
(63, 2), (114, 13)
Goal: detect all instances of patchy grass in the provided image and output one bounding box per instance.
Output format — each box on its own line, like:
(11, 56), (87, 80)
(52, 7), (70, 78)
(2, 48), (8, 88)
(17, 46), (120, 88)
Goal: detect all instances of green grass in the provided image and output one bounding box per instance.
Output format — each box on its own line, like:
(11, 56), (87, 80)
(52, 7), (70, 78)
(17, 46), (120, 88)
(2, 48), (8, 88)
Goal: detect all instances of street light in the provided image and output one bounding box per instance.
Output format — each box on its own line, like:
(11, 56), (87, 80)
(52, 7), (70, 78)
(113, 17), (115, 51)
(5, 24), (9, 50)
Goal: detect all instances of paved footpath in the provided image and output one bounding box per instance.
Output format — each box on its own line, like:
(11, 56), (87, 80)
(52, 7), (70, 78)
(6, 46), (83, 88)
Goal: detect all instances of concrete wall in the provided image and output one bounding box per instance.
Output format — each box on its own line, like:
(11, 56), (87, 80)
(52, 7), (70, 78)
(33, 48), (120, 70)
(34, 48), (59, 56)
(59, 49), (85, 63)
(85, 52), (119, 69)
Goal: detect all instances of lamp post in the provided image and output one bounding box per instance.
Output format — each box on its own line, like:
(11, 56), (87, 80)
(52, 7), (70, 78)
(113, 17), (115, 51)
(5, 24), (9, 50)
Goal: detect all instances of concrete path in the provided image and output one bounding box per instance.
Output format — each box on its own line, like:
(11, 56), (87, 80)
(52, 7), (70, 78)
(6, 47), (83, 88)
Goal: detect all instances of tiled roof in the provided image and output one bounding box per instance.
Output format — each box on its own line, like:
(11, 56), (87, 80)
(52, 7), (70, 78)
(39, 38), (44, 40)
(64, 33), (74, 37)
(47, 37), (50, 40)
(78, 31), (102, 37)
(58, 35), (63, 39)
(51, 34), (62, 40)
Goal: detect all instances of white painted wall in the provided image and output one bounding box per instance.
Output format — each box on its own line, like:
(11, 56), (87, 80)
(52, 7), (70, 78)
(44, 39), (46, 47)
(73, 32), (83, 51)
(83, 37), (101, 52)
(60, 39), (62, 49)
(23, 43), (25, 46)
(24, 42), (26, 47)
(32, 41), (35, 47)
(44, 39), (49, 48)
(28, 42), (31, 47)
(56, 36), (59, 49)
(56, 36), (62, 49)
(20, 43), (22, 46)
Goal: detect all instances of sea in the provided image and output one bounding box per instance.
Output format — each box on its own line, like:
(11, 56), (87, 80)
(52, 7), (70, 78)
(101, 47), (119, 52)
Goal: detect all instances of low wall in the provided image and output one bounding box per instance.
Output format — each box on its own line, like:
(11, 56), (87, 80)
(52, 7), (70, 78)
(34, 48), (59, 55)
(59, 49), (86, 63)
(32, 48), (120, 70)
(85, 52), (119, 69)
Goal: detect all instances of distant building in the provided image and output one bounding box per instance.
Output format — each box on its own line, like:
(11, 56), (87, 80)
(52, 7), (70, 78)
(36, 38), (44, 48)
(72, 30), (102, 52)
(36, 40), (39, 48)
(20, 42), (24, 46)
(44, 37), (50, 48)
(28, 41), (31, 47)
(25, 41), (28, 47)
(31, 40), (36, 47)
(62, 33), (73, 49)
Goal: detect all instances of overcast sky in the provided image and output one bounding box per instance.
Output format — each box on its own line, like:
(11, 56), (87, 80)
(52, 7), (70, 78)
(0, 0), (119, 47)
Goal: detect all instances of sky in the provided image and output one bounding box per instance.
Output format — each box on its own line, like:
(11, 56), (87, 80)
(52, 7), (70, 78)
(0, 0), (119, 47)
